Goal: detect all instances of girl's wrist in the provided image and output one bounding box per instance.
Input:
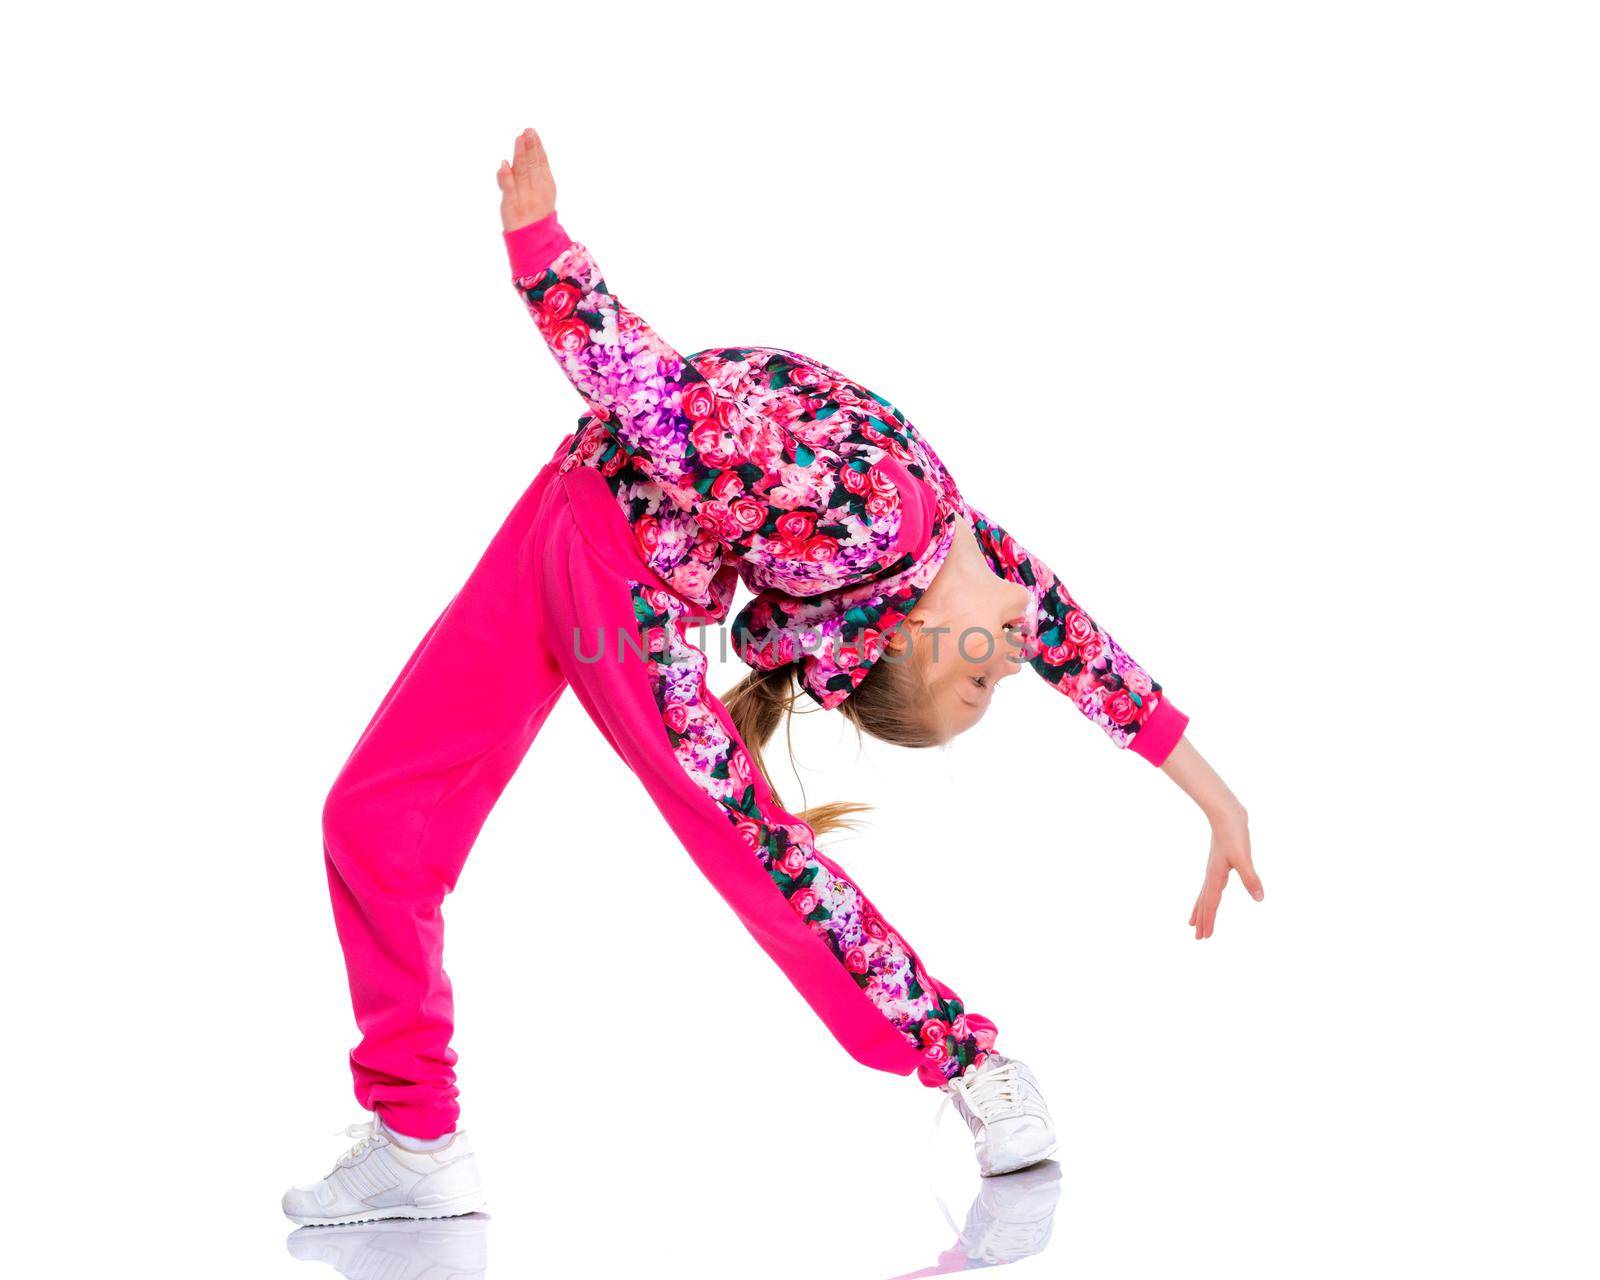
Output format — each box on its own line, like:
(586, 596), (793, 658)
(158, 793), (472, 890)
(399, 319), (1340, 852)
(1205, 796), (1248, 830)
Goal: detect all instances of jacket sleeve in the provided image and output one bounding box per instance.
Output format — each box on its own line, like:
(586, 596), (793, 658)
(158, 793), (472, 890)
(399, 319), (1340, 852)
(503, 211), (732, 504)
(966, 504), (1189, 765)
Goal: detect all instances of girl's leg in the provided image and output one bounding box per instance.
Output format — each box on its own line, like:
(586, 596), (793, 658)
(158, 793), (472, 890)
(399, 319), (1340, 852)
(321, 445), (569, 1140)
(536, 467), (998, 1085)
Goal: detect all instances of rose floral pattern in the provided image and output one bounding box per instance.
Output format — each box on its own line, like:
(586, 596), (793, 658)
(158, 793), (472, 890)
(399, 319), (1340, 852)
(513, 231), (1178, 1079)
(630, 579), (997, 1081)
(515, 237), (1174, 746)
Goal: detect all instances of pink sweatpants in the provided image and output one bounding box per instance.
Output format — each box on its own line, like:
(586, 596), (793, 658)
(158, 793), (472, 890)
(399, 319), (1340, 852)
(322, 436), (990, 1138)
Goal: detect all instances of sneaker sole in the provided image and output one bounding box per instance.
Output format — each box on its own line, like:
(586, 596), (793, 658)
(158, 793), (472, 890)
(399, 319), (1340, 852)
(980, 1140), (1060, 1178)
(285, 1191), (488, 1228)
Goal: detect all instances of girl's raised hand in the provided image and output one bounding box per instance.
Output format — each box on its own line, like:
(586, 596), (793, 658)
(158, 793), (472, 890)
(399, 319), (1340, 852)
(497, 127), (557, 233)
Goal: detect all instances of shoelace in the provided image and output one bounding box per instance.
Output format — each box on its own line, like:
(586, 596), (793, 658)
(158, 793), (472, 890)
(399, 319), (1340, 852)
(948, 1058), (1024, 1122)
(930, 1056), (1014, 1161)
(331, 1114), (388, 1170)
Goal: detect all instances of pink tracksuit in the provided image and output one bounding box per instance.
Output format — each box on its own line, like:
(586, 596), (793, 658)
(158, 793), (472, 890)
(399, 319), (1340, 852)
(322, 213), (1188, 1140)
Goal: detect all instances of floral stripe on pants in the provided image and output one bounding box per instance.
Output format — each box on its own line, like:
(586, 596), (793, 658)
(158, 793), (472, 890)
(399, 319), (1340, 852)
(628, 580), (995, 1082)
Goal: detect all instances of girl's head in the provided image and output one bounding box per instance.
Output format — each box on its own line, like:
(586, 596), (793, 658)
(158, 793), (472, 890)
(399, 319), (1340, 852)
(725, 517), (1034, 834)
(894, 515), (1037, 739)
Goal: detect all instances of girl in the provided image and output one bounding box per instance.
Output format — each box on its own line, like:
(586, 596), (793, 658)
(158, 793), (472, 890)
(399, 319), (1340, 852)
(283, 127), (1262, 1226)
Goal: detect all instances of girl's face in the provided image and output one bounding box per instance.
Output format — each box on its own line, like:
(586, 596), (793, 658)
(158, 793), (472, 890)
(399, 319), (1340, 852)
(886, 518), (1036, 739)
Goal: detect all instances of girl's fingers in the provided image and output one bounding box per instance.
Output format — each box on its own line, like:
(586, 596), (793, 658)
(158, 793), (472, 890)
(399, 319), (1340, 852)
(516, 145), (534, 204)
(521, 131), (541, 193)
(515, 133), (530, 187)
(1237, 858), (1265, 902)
(502, 129), (552, 220)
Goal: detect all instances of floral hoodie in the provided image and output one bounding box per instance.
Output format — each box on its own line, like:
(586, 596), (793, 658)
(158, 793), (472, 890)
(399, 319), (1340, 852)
(505, 213), (1188, 764)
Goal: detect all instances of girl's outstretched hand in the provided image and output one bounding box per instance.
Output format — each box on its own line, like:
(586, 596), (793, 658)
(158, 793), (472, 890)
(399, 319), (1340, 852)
(497, 127), (557, 233)
(1158, 735), (1263, 939)
(1187, 808), (1263, 940)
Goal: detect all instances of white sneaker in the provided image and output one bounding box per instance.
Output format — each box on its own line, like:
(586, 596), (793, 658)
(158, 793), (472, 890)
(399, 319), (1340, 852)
(287, 1214), (488, 1279)
(942, 1053), (1059, 1177)
(282, 1115), (486, 1227)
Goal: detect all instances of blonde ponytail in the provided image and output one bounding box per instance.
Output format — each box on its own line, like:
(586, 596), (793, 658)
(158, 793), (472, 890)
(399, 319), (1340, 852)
(722, 655), (941, 840)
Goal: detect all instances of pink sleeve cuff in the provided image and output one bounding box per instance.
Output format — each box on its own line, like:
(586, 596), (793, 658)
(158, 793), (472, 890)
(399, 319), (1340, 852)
(503, 210), (573, 280)
(1129, 697), (1188, 766)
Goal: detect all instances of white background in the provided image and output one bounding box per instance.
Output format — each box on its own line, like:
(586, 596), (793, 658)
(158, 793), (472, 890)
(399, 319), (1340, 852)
(4, 2), (1596, 1276)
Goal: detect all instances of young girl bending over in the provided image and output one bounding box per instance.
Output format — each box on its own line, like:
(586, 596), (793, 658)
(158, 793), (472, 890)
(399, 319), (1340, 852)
(283, 127), (1262, 1227)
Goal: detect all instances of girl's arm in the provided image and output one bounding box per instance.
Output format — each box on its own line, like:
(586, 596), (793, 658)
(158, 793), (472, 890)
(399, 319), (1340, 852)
(966, 505), (1187, 761)
(495, 128), (730, 502)
(967, 504), (1263, 938)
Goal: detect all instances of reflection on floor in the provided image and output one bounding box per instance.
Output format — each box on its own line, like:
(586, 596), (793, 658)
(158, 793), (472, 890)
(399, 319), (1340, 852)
(283, 1161), (1062, 1278)
(890, 1161), (1062, 1276)
(287, 1213), (489, 1279)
